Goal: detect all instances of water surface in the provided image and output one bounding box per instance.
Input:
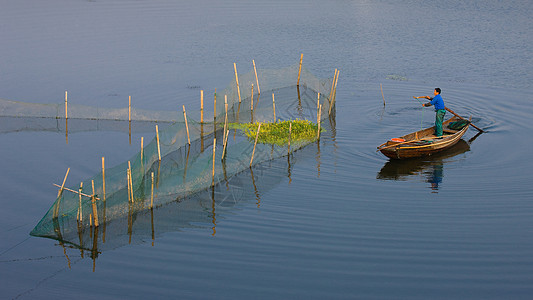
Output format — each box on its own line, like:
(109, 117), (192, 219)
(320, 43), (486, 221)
(1, 0), (532, 299)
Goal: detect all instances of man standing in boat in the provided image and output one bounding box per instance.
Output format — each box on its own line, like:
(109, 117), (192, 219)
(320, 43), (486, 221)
(414, 88), (446, 137)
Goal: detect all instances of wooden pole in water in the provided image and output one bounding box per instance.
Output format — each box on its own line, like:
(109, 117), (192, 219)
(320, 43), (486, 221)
(251, 84), (254, 111)
(156, 125), (161, 161)
(183, 105), (190, 145)
(129, 96), (131, 122)
(54, 167), (70, 219)
(297, 54), (303, 86)
(65, 91), (68, 120)
(150, 172), (154, 208)
(128, 161), (134, 202)
(234, 63), (241, 103)
(53, 183), (100, 200)
(200, 90), (204, 123)
(253, 59), (260, 95)
(78, 182), (83, 222)
(288, 122), (292, 155)
(212, 138), (216, 185)
(102, 157), (106, 202)
(214, 89), (217, 120)
(250, 124), (261, 167)
(329, 69), (338, 115)
(333, 70), (341, 102)
(272, 93), (276, 122)
(329, 69), (337, 110)
(223, 95), (228, 144)
(91, 180), (99, 227)
(127, 167), (131, 203)
(222, 129), (229, 160)
(317, 93), (320, 124)
(317, 104), (322, 140)
(140, 137), (144, 162)
(380, 84), (386, 106)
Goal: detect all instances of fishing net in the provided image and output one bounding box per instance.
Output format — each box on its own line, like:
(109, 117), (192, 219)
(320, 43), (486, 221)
(26, 64), (338, 250)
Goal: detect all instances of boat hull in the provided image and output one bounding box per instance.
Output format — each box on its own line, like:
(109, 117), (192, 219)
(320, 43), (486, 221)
(378, 116), (470, 160)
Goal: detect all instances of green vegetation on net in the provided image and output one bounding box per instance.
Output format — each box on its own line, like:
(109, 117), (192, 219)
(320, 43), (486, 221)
(230, 119), (322, 146)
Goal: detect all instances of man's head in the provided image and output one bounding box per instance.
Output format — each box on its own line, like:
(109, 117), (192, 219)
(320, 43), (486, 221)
(434, 88), (441, 95)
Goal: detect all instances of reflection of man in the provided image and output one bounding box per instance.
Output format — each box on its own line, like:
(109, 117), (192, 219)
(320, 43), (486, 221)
(427, 164), (444, 191)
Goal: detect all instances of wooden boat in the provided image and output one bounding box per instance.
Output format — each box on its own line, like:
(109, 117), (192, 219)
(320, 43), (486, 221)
(377, 115), (471, 159)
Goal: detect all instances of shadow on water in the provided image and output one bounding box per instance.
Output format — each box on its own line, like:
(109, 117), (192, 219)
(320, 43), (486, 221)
(377, 132), (481, 192)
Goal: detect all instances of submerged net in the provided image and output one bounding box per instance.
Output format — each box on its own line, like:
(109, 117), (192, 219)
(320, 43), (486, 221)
(27, 64), (338, 249)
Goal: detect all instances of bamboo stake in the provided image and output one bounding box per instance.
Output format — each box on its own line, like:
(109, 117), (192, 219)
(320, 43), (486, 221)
(128, 161), (134, 202)
(57, 167), (70, 198)
(250, 124), (261, 167)
(65, 91), (68, 119)
(288, 122), (292, 155)
(127, 167), (131, 203)
(212, 138), (216, 185)
(222, 129), (229, 160)
(297, 53), (303, 86)
(53, 183), (100, 200)
(91, 180), (99, 227)
(251, 84), (254, 111)
(223, 96), (228, 145)
(317, 105), (322, 140)
(156, 125), (161, 161)
(272, 93), (276, 122)
(329, 69), (339, 115)
(183, 105), (190, 145)
(129, 96), (131, 122)
(329, 69), (337, 108)
(234, 63), (241, 103)
(78, 182), (83, 222)
(214, 89), (217, 120)
(200, 90), (204, 123)
(54, 167), (70, 219)
(150, 172), (154, 208)
(316, 93), (320, 124)
(253, 59), (260, 95)
(380, 83), (386, 106)
(102, 157), (106, 202)
(140, 137), (144, 162)
(332, 70), (340, 104)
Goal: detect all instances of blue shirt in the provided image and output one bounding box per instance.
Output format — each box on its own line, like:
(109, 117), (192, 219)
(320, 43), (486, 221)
(430, 94), (445, 110)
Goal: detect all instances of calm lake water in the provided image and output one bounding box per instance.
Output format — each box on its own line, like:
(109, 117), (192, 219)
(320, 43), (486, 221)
(1, 0), (532, 299)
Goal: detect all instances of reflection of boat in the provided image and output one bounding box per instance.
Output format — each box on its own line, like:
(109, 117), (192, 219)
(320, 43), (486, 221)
(377, 115), (471, 159)
(377, 139), (470, 181)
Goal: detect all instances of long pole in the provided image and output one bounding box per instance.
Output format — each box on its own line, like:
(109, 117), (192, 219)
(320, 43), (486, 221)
(78, 182), (83, 222)
(156, 125), (161, 161)
(91, 180), (99, 227)
(288, 122), (292, 155)
(250, 124), (261, 167)
(445, 107), (484, 132)
(102, 157), (106, 202)
(212, 138), (216, 185)
(234, 63), (241, 103)
(253, 59), (260, 95)
(297, 53), (303, 86)
(200, 90), (204, 123)
(129, 96), (131, 122)
(272, 93), (276, 122)
(150, 172), (154, 208)
(317, 105), (322, 140)
(54, 167), (70, 219)
(183, 105), (190, 145)
(380, 84), (386, 106)
(65, 91), (68, 119)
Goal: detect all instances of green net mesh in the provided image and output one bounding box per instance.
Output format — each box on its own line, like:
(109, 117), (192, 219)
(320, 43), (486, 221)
(25, 64), (337, 251)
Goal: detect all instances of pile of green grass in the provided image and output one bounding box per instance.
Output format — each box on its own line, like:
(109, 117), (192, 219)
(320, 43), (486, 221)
(230, 119), (321, 146)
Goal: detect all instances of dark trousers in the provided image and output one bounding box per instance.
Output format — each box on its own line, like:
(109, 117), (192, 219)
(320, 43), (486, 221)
(435, 109), (446, 136)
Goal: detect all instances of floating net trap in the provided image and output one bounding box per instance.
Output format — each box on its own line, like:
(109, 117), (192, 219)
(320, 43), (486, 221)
(23, 63), (339, 253)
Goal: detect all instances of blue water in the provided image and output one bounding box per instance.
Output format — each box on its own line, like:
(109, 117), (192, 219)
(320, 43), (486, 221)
(1, 0), (532, 299)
